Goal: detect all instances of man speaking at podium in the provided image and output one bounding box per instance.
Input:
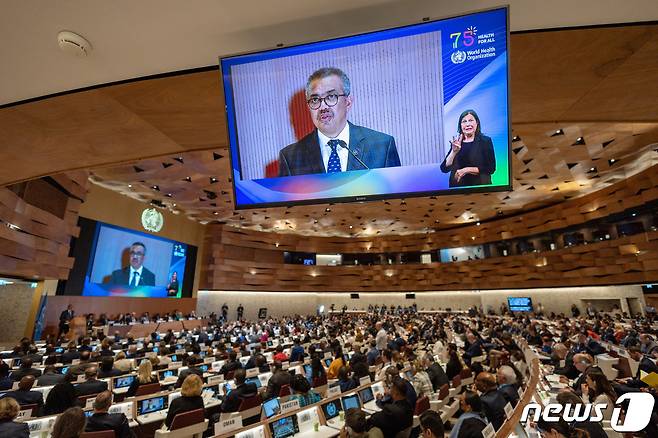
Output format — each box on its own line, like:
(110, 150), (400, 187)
(278, 67), (401, 176)
(108, 242), (156, 287)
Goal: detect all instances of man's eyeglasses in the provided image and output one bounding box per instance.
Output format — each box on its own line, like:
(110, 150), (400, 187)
(307, 93), (347, 110)
(129, 251), (145, 256)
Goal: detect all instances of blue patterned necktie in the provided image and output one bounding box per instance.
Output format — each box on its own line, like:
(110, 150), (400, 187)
(327, 139), (343, 173)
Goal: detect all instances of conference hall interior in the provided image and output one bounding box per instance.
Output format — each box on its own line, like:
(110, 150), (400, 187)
(1, 1), (658, 437)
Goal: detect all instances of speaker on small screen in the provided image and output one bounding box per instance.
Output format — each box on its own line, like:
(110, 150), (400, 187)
(350, 293), (359, 299)
(405, 293), (415, 299)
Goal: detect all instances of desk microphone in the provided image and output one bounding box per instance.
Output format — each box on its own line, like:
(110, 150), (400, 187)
(339, 143), (370, 170)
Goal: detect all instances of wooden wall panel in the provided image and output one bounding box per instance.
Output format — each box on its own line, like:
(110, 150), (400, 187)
(201, 231), (658, 291)
(42, 296), (197, 338)
(0, 173), (88, 280)
(204, 164), (658, 255)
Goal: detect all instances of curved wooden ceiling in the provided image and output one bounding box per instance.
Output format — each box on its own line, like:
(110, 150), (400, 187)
(2, 25), (658, 237)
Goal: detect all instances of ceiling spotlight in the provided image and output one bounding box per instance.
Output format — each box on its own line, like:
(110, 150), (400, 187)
(349, 225), (353, 229)
(128, 184), (132, 188)
(551, 129), (564, 137)
(572, 137), (586, 146)
(512, 136), (521, 142)
(151, 185), (159, 191)
(608, 158), (616, 165)
(471, 236), (476, 240)
(210, 177), (218, 183)
(184, 177), (192, 182)
(631, 213), (637, 217)
(476, 222), (481, 226)
(275, 242), (279, 247)
(165, 193), (172, 197)
(325, 208), (331, 212)
(172, 203), (177, 207)
(213, 212), (218, 215)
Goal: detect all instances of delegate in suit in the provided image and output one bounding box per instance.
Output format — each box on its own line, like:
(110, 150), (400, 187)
(278, 67), (401, 176)
(107, 242), (156, 286)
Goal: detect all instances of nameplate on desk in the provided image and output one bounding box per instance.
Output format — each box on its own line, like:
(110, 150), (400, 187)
(76, 375), (86, 383)
(359, 376), (371, 386)
(17, 408), (34, 419)
(282, 361), (290, 370)
(208, 375), (224, 385)
(280, 399), (300, 415)
(481, 422), (495, 438)
(169, 361), (182, 369)
(11, 381), (19, 390)
(327, 386), (341, 397)
(518, 386), (524, 398)
(504, 402), (514, 419)
(246, 368), (259, 378)
(85, 398), (96, 409)
(204, 357), (214, 364)
(559, 360), (565, 368)
(72, 359), (81, 365)
(216, 416), (243, 435)
(324, 352), (332, 359)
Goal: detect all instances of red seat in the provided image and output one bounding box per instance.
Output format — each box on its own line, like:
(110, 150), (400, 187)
(414, 396), (430, 416)
(437, 383), (449, 401)
(312, 375), (327, 387)
(135, 382), (161, 396)
(460, 367), (472, 379)
(170, 408), (206, 431)
(238, 394), (262, 412)
(80, 431), (116, 438)
(451, 375), (461, 388)
(278, 384), (291, 397)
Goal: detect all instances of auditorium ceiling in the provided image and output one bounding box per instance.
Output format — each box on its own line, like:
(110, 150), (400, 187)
(2, 9), (658, 237)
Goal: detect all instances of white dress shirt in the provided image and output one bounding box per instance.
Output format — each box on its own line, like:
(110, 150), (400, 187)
(318, 123), (350, 172)
(129, 266), (143, 286)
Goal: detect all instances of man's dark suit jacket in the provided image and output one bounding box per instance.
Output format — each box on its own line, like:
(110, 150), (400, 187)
(11, 367), (42, 381)
(367, 399), (413, 438)
(2, 389), (43, 414)
(75, 379), (108, 396)
(86, 412), (135, 438)
(109, 267), (156, 286)
(480, 389), (507, 431)
(221, 382), (259, 413)
(426, 362), (449, 391)
(498, 383), (519, 406)
(278, 123), (401, 177)
(37, 372), (65, 386)
(265, 370), (293, 400)
(0, 419), (29, 438)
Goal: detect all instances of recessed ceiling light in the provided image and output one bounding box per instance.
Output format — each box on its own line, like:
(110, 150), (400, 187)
(476, 222), (481, 226)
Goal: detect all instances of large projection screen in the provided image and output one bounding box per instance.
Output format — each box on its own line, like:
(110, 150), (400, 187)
(221, 7), (510, 209)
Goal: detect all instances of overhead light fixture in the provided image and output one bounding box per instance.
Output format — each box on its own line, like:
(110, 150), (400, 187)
(128, 184), (132, 188)
(572, 137), (586, 146)
(476, 222), (481, 226)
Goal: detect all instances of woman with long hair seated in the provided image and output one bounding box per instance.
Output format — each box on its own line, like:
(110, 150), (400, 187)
(126, 359), (158, 397)
(164, 374), (205, 429)
(581, 369), (617, 421)
(289, 374), (321, 407)
(51, 407), (86, 438)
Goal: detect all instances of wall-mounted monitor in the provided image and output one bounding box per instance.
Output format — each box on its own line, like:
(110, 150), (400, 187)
(507, 297), (533, 313)
(221, 7), (511, 209)
(59, 218), (197, 298)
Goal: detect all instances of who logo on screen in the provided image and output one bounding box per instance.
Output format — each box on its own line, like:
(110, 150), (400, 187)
(141, 208), (164, 233)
